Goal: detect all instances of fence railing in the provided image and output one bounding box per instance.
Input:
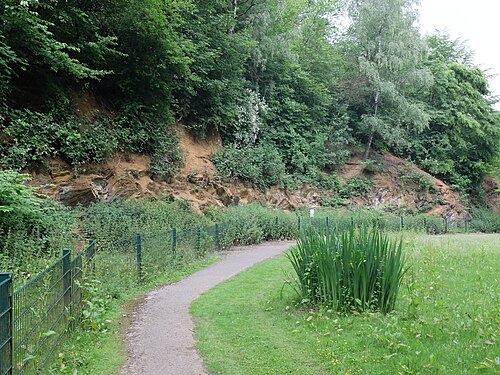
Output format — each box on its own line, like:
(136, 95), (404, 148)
(0, 213), (489, 374)
(0, 223), (221, 375)
(297, 215), (475, 234)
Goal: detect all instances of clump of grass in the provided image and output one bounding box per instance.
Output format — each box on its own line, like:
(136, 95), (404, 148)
(288, 226), (408, 313)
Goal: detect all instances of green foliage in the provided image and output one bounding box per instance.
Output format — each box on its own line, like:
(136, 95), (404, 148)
(339, 176), (373, 198)
(1, 0), (111, 79)
(399, 167), (434, 192)
(258, 57), (351, 174)
(82, 199), (209, 243)
(0, 104), (182, 176)
(359, 159), (385, 173)
(288, 225), (408, 313)
(213, 144), (286, 189)
(0, 108), (118, 169)
(319, 195), (345, 208)
(79, 279), (113, 334)
(0, 170), (77, 282)
(470, 209), (500, 233)
(407, 33), (500, 193)
(281, 169), (342, 192)
(99, 0), (196, 112)
(0, 170), (44, 229)
(218, 204), (296, 247)
(344, 0), (431, 157)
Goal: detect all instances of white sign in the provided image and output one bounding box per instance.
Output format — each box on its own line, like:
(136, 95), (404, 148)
(309, 208), (315, 218)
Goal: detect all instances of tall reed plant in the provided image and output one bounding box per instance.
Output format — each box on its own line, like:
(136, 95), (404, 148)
(288, 226), (408, 313)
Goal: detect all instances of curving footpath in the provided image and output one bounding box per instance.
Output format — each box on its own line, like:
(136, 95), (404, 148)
(121, 240), (296, 375)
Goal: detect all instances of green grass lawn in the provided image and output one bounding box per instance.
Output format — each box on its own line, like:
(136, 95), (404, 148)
(191, 234), (500, 374)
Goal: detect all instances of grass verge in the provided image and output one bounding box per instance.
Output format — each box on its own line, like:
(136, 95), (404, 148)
(191, 233), (500, 374)
(50, 256), (219, 374)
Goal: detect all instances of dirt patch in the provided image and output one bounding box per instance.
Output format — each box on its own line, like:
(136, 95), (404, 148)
(119, 295), (146, 337)
(483, 177), (500, 212)
(175, 124), (221, 179)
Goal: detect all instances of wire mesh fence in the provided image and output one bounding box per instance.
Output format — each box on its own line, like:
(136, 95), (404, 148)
(0, 274), (13, 375)
(0, 223), (222, 374)
(298, 215), (474, 234)
(0, 214), (489, 374)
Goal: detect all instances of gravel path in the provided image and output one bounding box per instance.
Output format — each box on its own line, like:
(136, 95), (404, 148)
(121, 240), (296, 375)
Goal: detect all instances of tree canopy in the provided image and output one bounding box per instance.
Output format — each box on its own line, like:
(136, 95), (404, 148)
(0, 0), (498, 196)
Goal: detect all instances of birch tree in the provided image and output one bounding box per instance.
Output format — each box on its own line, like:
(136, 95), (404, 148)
(344, 0), (431, 159)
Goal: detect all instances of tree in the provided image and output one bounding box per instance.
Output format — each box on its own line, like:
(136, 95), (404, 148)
(0, 0), (112, 104)
(344, 0), (431, 159)
(407, 34), (500, 192)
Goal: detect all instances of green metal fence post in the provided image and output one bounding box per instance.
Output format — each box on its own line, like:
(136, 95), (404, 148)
(423, 217), (427, 233)
(297, 216), (301, 232)
(464, 217), (468, 233)
(326, 217), (330, 232)
(444, 218), (448, 233)
(172, 228), (177, 254)
(351, 216), (354, 227)
(400, 216), (404, 231)
(0, 272), (13, 375)
(136, 233), (143, 282)
(215, 224), (220, 250)
(62, 249), (72, 314)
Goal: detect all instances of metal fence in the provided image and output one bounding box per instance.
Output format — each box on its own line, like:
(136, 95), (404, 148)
(0, 214), (490, 374)
(297, 215), (476, 234)
(0, 224), (220, 375)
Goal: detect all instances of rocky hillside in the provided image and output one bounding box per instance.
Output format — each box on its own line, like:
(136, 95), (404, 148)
(29, 124), (500, 220)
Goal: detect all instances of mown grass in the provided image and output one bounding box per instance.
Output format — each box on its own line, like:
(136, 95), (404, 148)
(289, 226), (407, 313)
(192, 233), (500, 374)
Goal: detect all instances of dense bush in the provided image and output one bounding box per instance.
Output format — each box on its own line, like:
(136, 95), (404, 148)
(340, 176), (374, 198)
(212, 144), (286, 188)
(215, 204), (296, 247)
(0, 171), (77, 281)
(470, 209), (500, 233)
(0, 108), (117, 169)
(82, 199), (210, 243)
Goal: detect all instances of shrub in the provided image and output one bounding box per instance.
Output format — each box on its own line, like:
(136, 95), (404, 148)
(82, 199), (209, 243)
(470, 209), (500, 233)
(213, 144), (286, 188)
(114, 105), (182, 179)
(288, 225), (408, 313)
(339, 175), (373, 198)
(360, 159), (385, 173)
(218, 203), (296, 247)
(0, 170), (44, 230)
(399, 167), (434, 192)
(0, 109), (118, 170)
(0, 170), (77, 282)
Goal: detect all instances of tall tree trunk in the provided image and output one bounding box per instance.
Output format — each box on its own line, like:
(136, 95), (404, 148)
(228, 0), (237, 34)
(364, 131), (374, 161)
(363, 91), (380, 160)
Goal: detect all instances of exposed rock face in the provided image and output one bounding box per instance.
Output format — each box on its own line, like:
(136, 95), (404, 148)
(483, 177), (500, 213)
(28, 125), (474, 219)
